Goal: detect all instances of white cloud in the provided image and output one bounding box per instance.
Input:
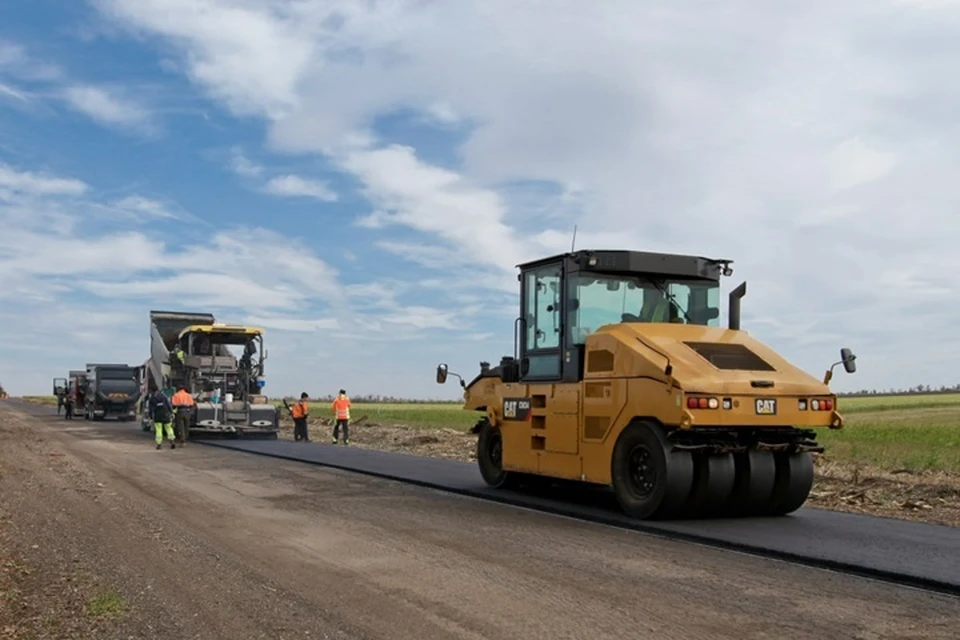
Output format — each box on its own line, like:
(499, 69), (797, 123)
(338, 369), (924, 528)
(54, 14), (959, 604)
(263, 174), (337, 201)
(0, 164), (88, 197)
(112, 195), (180, 219)
(342, 143), (527, 273)
(228, 146), (263, 177)
(825, 137), (897, 191)
(244, 315), (339, 332)
(91, 0), (314, 119)
(0, 39), (62, 80)
(63, 84), (155, 133)
(381, 305), (459, 330)
(0, 81), (30, 103)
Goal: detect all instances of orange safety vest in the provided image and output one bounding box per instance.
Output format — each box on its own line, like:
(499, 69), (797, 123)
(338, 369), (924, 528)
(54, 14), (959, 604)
(172, 390), (195, 407)
(332, 395), (351, 420)
(291, 400), (309, 419)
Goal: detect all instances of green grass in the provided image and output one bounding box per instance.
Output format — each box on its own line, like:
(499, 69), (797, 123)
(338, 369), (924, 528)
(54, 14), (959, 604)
(289, 402), (479, 431)
(821, 396), (960, 473)
(837, 393), (960, 414)
(86, 588), (125, 620)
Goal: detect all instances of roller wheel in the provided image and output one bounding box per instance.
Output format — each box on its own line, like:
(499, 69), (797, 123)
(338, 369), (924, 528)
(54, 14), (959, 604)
(727, 451), (776, 516)
(611, 421), (694, 520)
(763, 452), (814, 516)
(476, 420), (518, 489)
(682, 452), (736, 519)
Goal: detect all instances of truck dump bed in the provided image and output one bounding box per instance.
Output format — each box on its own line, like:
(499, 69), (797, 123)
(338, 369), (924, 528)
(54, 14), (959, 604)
(148, 310), (215, 392)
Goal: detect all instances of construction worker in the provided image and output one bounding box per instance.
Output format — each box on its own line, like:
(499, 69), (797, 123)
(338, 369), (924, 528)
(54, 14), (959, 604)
(291, 392), (310, 442)
(63, 391), (74, 420)
(149, 389), (176, 450)
(331, 389), (351, 445)
(171, 386), (195, 444)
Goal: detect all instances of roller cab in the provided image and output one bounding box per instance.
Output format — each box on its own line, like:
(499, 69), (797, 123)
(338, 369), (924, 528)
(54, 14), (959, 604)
(437, 249), (857, 520)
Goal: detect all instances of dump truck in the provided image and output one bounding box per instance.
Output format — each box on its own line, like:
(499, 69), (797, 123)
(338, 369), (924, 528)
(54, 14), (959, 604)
(140, 310), (280, 439)
(436, 249), (857, 520)
(82, 363), (141, 421)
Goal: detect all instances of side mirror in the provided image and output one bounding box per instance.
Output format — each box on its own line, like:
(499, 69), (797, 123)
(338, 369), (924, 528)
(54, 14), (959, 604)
(823, 347), (858, 385)
(840, 347), (857, 373)
(436, 363), (448, 384)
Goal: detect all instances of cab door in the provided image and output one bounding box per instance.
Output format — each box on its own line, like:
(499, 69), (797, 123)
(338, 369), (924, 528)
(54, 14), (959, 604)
(515, 262), (580, 474)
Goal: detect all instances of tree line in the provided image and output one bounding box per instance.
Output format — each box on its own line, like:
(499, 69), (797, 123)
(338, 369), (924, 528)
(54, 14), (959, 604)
(838, 384), (960, 398)
(277, 394), (463, 404)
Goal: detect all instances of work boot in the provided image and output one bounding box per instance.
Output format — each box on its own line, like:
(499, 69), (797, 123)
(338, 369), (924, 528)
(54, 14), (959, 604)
(156, 444), (161, 450)
(331, 437), (338, 444)
(343, 439), (349, 446)
(170, 442), (176, 449)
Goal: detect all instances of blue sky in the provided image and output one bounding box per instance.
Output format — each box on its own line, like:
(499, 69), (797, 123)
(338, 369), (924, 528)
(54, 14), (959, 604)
(1, 0), (959, 398)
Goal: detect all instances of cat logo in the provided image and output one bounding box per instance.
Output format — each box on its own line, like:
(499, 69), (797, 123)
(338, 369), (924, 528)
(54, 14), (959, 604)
(755, 398), (777, 415)
(502, 397), (532, 421)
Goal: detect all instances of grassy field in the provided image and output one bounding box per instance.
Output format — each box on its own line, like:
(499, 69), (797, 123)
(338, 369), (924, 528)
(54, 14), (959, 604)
(17, 393), (960, 474)
(284, 401), (480, 431)
(820, 394), (960, 473)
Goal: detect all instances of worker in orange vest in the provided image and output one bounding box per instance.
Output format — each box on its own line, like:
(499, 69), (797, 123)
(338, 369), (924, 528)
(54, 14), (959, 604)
(171, 386), (196, 444)
(331, 389), (351, 445)
(291, 392), (310, 442)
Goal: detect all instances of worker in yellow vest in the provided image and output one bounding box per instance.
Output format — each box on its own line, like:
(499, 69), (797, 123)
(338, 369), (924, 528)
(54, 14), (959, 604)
(331, 389), (351, 445)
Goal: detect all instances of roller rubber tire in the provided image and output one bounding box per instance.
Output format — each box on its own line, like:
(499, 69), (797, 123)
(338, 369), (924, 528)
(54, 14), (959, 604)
(611, 421), (695, 520)
(682, 452), (736, 519)
(476, 420), (518, 489)
(728, 451), (777, 516)
(763, 452), (814, 516)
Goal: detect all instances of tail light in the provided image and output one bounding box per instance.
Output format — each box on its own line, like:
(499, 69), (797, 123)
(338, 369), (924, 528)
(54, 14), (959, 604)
(799, 398), (834, 411)
(686, 396), (720, 410)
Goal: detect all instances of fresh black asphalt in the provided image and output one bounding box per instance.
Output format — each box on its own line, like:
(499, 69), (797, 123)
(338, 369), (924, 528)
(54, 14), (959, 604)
(201, 437), (960, 596)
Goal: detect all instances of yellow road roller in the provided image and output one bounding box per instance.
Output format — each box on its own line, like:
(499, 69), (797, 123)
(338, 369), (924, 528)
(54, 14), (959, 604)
(436, 249), (857, 519)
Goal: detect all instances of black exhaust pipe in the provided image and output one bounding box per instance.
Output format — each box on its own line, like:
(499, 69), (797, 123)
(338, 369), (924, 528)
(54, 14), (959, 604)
(728, 281), (746, 330)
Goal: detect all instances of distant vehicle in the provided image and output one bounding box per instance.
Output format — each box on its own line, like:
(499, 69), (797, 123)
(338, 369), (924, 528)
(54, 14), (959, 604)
(141, 310), (279, 439)
(83, 363), (141, 421)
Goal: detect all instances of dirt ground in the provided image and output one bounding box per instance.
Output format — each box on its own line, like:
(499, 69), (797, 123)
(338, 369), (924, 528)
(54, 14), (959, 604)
(280, 415), (960, 528)
(3, 401), (960, 639)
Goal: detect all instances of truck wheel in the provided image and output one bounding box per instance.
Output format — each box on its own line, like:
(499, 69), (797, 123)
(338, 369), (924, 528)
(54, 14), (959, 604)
(682, 452), (736, 518)
(611, 420), (694, 520)
(727, 451), (776, 516)
(763, 452), (814, 516)
(476, 419), (517, 489)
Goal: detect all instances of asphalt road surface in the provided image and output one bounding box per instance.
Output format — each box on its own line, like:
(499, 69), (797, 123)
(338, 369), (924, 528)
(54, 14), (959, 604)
(201, 436), (960, 594)
(3, 401), (959, 639)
